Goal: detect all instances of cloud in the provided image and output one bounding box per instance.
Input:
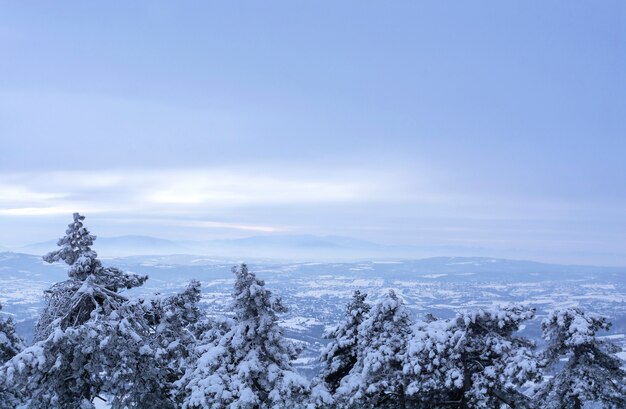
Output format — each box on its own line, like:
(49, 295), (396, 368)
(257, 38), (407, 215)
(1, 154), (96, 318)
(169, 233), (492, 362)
(0, 206), (102, 216)
(118, 218), (283, 233)
(0, 167), (391, 219)
(2, 167), (625, 266)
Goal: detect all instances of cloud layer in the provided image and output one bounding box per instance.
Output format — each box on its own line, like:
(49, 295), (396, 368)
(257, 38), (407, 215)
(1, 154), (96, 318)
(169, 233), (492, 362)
(1, 2), (625, 265)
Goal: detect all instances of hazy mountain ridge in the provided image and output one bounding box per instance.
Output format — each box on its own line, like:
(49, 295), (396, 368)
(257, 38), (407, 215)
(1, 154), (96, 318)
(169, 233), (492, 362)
(13, 234), (411, 259)
(13, 234), (626, 266)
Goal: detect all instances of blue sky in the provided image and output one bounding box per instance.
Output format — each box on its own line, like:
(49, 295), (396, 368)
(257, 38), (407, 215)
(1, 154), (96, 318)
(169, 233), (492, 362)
(1, 1), (625, 265)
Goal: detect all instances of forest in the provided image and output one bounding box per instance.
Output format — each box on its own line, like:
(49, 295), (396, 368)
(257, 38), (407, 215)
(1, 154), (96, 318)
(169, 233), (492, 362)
(0, 214), (624, 409)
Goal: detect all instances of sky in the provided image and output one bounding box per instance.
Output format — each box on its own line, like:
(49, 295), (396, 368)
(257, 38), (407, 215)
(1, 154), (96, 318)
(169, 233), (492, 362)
(1, 1), (625, 265)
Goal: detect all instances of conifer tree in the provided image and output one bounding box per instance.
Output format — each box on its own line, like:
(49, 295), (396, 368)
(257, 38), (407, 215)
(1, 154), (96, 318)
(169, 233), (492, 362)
(105, 281), (204, 409)
(336, 290), (412, 408)
(404, 304), (539, 409)
(43, 212), (100, 281)
(536, 308), (626, 409)
(35, 213), (147, 342)
(0, 302), (23, 366)
(3, 213), (149, 408)
(181, 264), (309, 408)
(318, 290), (371, 395)
(0, 302), (24, 408)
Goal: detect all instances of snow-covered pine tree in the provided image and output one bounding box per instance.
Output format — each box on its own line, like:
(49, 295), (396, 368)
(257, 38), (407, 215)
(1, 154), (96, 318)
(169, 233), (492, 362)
(181, 263), (309, 409)
(103, 280), (205, 409)
(310, 290), (371, 408)
(151, 280), (203, 403)
(35, 213), (147, 342)
(536, 308), (626, 409)
(405, 304), (540, 408)
(0, 302), (25, 408)
(42, 212), (100, 281)
(336, 290), (412, 408)
(173, 312), (233, 405)
(319, 290), (370, 395)
(403, 315), (462, 407)
(0, 302), (23, 366)
(3, 213), (149, 408)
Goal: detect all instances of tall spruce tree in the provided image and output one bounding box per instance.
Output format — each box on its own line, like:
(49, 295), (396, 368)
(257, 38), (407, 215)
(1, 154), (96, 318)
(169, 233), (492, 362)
(34, 213), (147, 342)
(336, 290), (412, 408)
(536, 308), (626, 409)
(181, 264), (309, 408)
(3, 213), (149, 408)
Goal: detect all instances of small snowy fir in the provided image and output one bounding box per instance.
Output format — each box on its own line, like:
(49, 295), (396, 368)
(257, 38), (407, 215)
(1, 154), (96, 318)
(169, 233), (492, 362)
(0, 302), (23, 366)
(535, 308), (626, 409)
(318, 290), (371, 394)
(0, 302), (25, 408)
(336, 290), (412, 408)
(181, 264), (309, 409)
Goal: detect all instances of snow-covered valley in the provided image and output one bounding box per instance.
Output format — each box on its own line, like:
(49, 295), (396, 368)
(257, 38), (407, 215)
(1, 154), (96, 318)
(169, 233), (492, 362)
(2, 252), (625, 378)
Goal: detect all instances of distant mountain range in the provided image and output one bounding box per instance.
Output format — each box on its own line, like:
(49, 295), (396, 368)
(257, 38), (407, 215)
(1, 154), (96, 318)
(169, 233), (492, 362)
(16, 235), (190, 258)
(13, 234), (455, 260)
(10, 234), (626, 267)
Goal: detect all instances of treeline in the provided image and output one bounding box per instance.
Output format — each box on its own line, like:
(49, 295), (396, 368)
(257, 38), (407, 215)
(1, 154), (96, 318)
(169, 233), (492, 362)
(0, 214), (624, 408)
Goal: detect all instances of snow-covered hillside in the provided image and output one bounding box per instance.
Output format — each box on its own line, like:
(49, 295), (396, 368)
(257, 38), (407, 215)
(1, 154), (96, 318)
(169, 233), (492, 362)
(2, 252), (625, 368)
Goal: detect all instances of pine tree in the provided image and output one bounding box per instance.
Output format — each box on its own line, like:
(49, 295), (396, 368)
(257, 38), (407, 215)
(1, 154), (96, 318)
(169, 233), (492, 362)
(181, 264), (309, 408)
(318, 290), (371, 395)
(336, 290), (412, 408)
(42, 212), (100, 281)
(536, 308), (626, 409)
(35, 213), (147, 342)
(173, 313), (233, 405)
(405, 304), (539, 408)
(104, 281), (205, 408)
(403, 315), (463, 407)
(0, 302), (25, 408)
(0, 302), (23, 366)
(152, 280), (203, 404)
(3, 213), (149, 408)
(307, 382), (335, 409)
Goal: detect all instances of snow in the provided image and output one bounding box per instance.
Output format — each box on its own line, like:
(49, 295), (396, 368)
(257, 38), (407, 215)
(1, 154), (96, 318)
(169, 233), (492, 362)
(2, 231), (626, 408)
(279, 317), (322, 331)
